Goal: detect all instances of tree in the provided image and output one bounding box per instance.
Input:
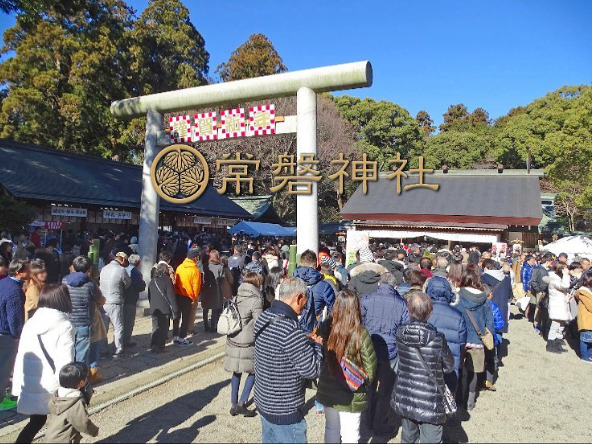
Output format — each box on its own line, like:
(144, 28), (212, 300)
(416, 110), (435, 138)
(0, 193), (37, 234)
(440, 103), (469, 132)
(469, 107), (490, 126)
(423, 129), (495, 169)
(216, 34), (287, 82)
(129, 0), (209, 94)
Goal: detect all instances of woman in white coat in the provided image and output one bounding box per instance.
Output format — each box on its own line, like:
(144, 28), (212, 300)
(12, 284), (75, 443)
(543, 264), (571, 354)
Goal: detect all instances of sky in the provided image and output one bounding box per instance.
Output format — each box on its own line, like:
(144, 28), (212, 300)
(0, 0), (591, 126)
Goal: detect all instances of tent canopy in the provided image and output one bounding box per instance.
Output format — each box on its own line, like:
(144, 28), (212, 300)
(228, 221), (295, 238)
(541, 235), (592, 259)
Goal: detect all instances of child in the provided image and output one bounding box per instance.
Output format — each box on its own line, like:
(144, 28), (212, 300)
(45, 363), (99, 443)
(485, 294), (505, 391)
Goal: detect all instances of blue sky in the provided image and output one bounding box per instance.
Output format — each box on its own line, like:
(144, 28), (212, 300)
(1, 0), (591, 125)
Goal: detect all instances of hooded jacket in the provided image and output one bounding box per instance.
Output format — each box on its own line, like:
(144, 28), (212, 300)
(12, 308), (75, 415)
(348, 262), (388, 297)
(174, 258), (202, 302)
(575, 287), (592, 331)
(391, 321), (454, 425)
(457, 288), (495, 347)
(99, 261), (131, 305)
(45, 387), (99, 443)
(293, 266), (336, 318)
(482, 269), (512, 333)
(426, 276), (467, 374)
(362, 284), (409, 361)
(543, 272), (571, 321)
(377, 259), (404, 285)
(63, 272), (100, 328)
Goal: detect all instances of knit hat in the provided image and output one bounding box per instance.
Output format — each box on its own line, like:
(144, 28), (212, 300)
(359, 247), (374, 263)
(187, 248), (200, 259)
(321, 255), (336, 270)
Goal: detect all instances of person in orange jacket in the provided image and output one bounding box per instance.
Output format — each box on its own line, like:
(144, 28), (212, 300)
(173, 248), (202, 346)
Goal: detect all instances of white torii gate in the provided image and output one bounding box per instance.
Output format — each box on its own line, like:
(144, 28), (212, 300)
(111, 61), (373, 285)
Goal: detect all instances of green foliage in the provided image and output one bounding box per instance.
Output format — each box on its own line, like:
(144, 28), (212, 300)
(216, 34), (287, 82)
(416, 110), (435, 138)
(423, 128), (495, 169)
(333, 96), (424, 165)
(0, 193), (37, 234)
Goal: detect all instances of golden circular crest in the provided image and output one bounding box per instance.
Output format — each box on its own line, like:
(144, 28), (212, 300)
(151, 144), (210, 204)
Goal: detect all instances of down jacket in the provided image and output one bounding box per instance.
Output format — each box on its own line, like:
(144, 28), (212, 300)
(293, 266), (336, 318)
(361, 284), (409, 361)
(63, 272), (100, 328)
(425, 276), (467, 375)
(543, 272), (571, 321)
(224, 283), (264, 374)
(392, 321), (454, 425)
(316, 322), (377, 413)
(12, 307), (75, 415)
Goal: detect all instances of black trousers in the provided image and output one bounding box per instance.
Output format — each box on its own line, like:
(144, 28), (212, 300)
(151, 312), (170, 348)
(172, 295), (192, 339)
(16, 415), (47, 443)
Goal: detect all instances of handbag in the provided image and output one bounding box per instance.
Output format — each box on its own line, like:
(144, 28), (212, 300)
(412, 347), (457, 416)
(340, 356), (368, 392)
(217, 297), (243, 336)
(465, 309), (495, 350)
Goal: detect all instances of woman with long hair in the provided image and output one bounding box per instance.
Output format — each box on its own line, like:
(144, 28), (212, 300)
(316, 290), (377, 443)
(24, 259), (47, 321)
(201, 250), (227, 332)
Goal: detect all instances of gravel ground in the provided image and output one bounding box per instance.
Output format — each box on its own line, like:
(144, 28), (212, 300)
(48, 307), (592, 443)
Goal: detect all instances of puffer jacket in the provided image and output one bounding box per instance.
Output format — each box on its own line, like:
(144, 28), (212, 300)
(349, 262), (389, 297)
(12, 308), (75, 415)
(361, 284), (409, 361)
(293, 266), (335, 317)
(316, 323), (377, 413)
(392, 321), (454, 425)
(45, 387), (99, 443)
(224, 283), (264, 374)
(63, 272), (100, 328)
(457, 288), (495, 347)
(575, 287), (592, 331)
(426, 276), (467, 374)
(99, 261), (131, 305)
(543, 272), (571, 321)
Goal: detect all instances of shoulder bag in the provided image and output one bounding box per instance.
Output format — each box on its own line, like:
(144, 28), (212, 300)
(217, 297), (243, 336)
(412, 347), (457, 416)
(465, 309), (495, 350)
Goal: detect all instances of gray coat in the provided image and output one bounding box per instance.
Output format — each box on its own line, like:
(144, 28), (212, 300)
(224, 283), (264, 374)
(99, 261), (131, 305)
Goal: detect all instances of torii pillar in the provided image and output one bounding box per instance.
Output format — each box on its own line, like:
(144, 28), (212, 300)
(111, 61), (373, 285)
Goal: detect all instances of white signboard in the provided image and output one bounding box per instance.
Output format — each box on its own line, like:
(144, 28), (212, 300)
(51, 207), (87, 217)
(103, 210), (132, 220)
(194, 216), (212, 225)
(217, 218), (237, 227)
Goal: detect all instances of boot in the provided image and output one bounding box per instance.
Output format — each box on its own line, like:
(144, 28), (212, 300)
(236, 403), (257, 417)
(467, 392), (476, 411)
(89, 367), (104, 384)
(555, 339), (568, 353)
(546, 340), (561, 354)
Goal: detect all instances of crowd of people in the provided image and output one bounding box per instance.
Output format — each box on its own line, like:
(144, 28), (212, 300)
(1, 227), (591, 443)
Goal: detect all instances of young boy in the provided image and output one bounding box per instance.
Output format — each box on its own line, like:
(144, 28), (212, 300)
(45, 363), (99, 443)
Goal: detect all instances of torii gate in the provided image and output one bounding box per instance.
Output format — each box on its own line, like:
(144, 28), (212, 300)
(111, 61), (373, 285)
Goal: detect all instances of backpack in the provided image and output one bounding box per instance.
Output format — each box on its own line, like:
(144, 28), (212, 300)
(217, 297), (243, 335)
(299, 284), (316, 333)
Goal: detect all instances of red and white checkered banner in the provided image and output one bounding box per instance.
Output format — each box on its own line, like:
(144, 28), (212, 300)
(194, 112), (218, 141)
(218, 108), (246, 139)
(169, 115), (193, 143)
(249, 104), (276, 136)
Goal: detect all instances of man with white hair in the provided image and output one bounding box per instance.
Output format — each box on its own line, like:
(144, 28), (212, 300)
(254, 277), (323, 443)
(123, 254), (146, 349)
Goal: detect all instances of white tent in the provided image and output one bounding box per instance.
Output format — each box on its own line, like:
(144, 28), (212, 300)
(541, 235), (592, 260)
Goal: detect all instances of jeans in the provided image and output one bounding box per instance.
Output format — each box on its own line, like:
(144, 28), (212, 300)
(401, 417), (443, 444)
(122, 303), (137, 346)
(89, 341), (99, 369)
(324, 406), (361, 444)
(367, 358), (397, 432)
(16, 414), (47, 443)
(151, 312), (170, 348)
(172, 295), (192, 339)
(0, 335), (18, 395)
(74, 325), (91, 366)
(580, 330), (592, 360)
(485, 346), (498, 384)
(548, 320), (565, 341)
(104, 303), (124, 353)
(230, 372), (255, 405)
(261, 415), (307, 444)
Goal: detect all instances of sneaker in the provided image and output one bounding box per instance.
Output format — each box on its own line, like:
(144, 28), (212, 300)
(112, 351), (126, 359)
(175, 338), (192, 347)
(533, 326), (541, 334)
(581, 358), (592, 365)
(0, 396), (17, 411)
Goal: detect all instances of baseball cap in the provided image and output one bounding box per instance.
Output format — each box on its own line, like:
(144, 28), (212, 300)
(115, 252), (128, 260)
